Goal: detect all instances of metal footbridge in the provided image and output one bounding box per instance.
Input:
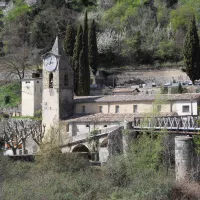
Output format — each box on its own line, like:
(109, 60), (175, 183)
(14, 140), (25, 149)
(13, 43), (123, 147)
(133, 115), (200, 133)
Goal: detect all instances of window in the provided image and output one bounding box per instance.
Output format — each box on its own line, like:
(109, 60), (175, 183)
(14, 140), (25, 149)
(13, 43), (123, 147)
(82, 106), (85, 113)
(115, 105), (119, 113)
(64, 73), (68, 86)
(49, 73), (53, 88)
(133, 105), (138, 113)
(66, 124), (69, 132)
(99, 106), (103, 113)
(182, 105), (189, 113)
(157, 105), (161, 112)
(170, 103), (173, 112)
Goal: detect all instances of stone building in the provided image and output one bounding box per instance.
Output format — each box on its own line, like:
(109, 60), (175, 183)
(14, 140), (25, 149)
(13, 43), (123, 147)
(19, 37), (200, 163)
(42, 37), (74, 131)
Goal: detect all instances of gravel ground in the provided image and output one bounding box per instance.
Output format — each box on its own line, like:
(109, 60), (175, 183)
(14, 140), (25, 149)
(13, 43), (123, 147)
(0, 68), (189, 87)
(115, 68), (189, 86)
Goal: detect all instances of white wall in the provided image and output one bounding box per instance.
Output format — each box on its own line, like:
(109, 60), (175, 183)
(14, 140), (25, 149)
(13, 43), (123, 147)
(22, 80), (35, 116)
(21, 79), (42, 117)
(173, 100), (198, 116)
(99, 147), (109, 163)
(34, 79), (42, 114)
(42, 88), (59, 131)
(69, 122), (120, 137)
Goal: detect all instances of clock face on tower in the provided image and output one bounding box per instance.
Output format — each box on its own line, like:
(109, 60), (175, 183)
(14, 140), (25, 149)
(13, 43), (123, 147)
(44, 54), (57, 72)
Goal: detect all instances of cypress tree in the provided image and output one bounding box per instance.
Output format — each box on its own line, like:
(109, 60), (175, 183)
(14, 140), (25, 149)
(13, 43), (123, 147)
(88, 19), (98, 75)
(178, 83), (183, 94)
(64, 22), (76, 63)
(78, 49), (87, 96)
(73, 25), (83, 95)
(83, 10), (90, 95)
(183, 16), (200, 84)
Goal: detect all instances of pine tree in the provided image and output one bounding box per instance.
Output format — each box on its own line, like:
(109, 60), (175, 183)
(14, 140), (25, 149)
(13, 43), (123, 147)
(83, 10), (90, 95)
(183, 16), (200, 84)
(88, 19), (98, 75)
(64, 22), (76, 63)
(73, 25), (83, 94)
(78, 49), (87, 96)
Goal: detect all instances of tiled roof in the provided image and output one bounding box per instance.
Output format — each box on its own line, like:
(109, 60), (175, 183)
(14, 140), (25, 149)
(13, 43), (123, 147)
(67, 112), (178, 123)
(74, 93), (200, 103)
(112, 88), (140, 93)
(67, 113), (136, 122)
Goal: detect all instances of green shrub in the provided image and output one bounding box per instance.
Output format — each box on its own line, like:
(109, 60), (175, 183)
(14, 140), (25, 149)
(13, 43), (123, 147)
(105, 155), (129, 187)
(35, 145), (89, 173)
(105, 133), (173, 199)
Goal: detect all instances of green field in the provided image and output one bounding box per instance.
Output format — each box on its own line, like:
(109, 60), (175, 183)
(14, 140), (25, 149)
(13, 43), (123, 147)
(0, 81), (21, 108)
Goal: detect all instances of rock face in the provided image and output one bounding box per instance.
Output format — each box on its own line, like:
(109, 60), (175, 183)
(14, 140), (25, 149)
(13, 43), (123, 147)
(25, 0), (38, 6)
(175, 136), (194, 182)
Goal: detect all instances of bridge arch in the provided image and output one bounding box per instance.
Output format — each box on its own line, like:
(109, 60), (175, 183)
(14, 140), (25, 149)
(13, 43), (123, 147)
(72, 144), (91, 160)
(100, 138), (108, 147)
(72, 144), (90, 153)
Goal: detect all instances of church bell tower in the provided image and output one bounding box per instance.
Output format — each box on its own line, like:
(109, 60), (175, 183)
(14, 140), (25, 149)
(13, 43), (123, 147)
(42, 37), (74, 131)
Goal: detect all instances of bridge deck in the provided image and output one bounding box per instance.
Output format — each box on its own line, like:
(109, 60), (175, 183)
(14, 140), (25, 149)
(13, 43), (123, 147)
(133, 115), (200, 132)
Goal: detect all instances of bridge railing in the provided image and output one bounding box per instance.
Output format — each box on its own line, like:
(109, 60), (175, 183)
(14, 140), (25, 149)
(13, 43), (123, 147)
(133, 115), (200, 131)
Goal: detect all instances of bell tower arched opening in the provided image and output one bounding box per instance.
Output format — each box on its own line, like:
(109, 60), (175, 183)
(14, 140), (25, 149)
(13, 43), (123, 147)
(49, 73), (53, 88)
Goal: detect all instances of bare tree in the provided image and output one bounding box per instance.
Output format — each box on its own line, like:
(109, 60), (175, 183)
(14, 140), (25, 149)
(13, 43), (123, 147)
(2, 119), (30, 155)
(1, 119), (45, 155)
(0, 45), (32, 81)
(29, 120), (45, 146)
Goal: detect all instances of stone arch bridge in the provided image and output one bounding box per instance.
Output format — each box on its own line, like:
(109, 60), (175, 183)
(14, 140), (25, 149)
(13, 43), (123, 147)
(61, 115), (200, 163)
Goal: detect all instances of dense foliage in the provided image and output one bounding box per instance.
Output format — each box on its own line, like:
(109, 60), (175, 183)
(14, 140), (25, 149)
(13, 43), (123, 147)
(64, 23), (76, 63)
(1, 0), (200, 74)
(82, 10), (90, 95)
(2, 0), (200, 67)
(73, 25), (83, 94)
(88, 19), (98, 75)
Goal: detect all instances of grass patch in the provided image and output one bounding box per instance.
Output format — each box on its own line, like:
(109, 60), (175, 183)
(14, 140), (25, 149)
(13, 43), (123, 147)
(0, 81), (21, 108)
(10, 116), (42, 120)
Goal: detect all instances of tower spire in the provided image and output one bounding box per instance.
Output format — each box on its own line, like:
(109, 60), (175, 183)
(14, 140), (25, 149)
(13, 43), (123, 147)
(50, 36), (64, 56)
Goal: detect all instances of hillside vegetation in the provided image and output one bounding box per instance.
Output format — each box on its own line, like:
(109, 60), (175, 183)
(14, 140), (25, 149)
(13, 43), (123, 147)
(1, 133), (200, 199)
(0, 82), (20, 108)
(0, 134), (178, 200)
(0, 0), (200, 71)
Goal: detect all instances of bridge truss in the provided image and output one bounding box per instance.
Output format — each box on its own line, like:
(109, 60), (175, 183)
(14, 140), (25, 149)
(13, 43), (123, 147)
(133, 115), (200, 132)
